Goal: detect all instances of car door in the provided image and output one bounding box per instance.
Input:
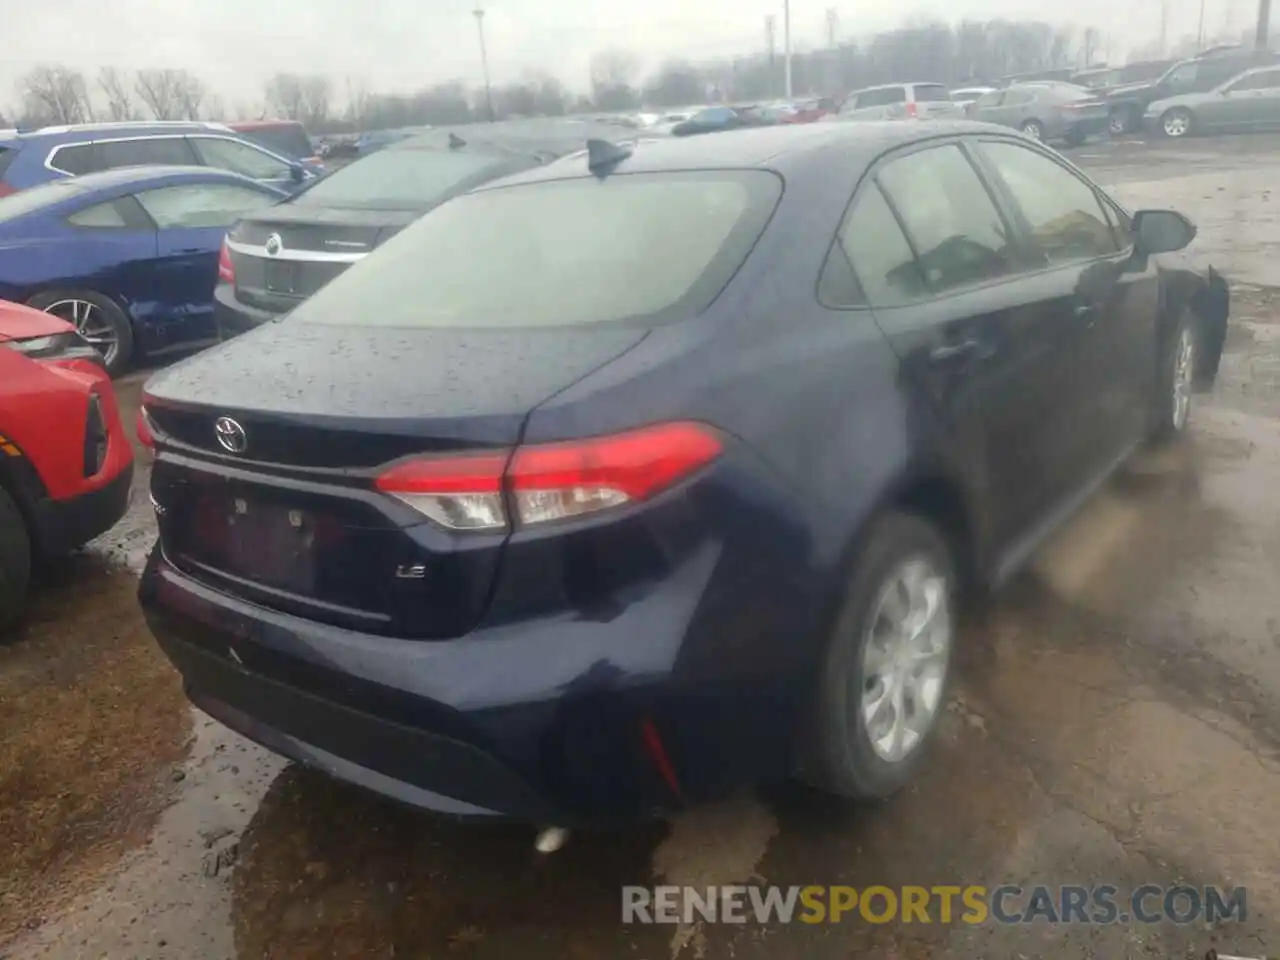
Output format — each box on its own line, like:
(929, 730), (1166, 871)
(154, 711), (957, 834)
(972, 137), (1158, 477)
(844, 140), (1073, 551)
(187, 135), (302, 192)
(133, 181), (282, 350)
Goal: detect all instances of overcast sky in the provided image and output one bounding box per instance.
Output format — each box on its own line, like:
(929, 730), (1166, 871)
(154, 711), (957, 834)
(2, 0), (1252, 109)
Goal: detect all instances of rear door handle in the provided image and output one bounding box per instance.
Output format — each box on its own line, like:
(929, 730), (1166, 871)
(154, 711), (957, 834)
(929, 339), (992, 362)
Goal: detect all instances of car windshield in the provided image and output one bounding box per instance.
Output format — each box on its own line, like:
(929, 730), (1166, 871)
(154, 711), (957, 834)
(0, 178), (85, 221)
(237, 124), (313, 159)
(289, 170), (782, 330)
(289, 148), (508, 210)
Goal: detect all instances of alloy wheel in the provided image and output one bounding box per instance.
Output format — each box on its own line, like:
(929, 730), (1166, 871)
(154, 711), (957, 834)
(1162, 110), (1191, 138)
(1108, 112), (1128, 135)
(1172, 327), (1196, 431)
(1021, 121), (1043, 141)
(858, 557), (953, 764)
(42, 299), (117, 369)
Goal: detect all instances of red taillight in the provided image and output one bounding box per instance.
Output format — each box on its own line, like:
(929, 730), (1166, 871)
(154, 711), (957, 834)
(217, 238), (235, 284)
(136, 405), (156, 450)
(0, 181), (15, 198)
(905, 101), (919, 118)
(375, 421), (723, 532)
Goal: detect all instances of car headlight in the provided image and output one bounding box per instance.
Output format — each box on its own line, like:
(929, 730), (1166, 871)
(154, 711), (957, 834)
(1, 331), (99, 363)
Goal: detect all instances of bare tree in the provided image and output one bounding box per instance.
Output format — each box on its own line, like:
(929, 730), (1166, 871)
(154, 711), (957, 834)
(135, 68), (204, 120)
(1080, 27), (1102, 66)
(19, 66), (93, 125)
(98, 67), (139, 121)
(344, 76), (371, 128)
(173, 72), (206, 120)
(298, 75), (332, 127)
(590, 49), (641, 110)
(264, 74), (305, 121)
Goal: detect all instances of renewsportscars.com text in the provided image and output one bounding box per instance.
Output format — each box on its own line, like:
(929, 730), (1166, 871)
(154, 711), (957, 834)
(621, 884), (1248, 926)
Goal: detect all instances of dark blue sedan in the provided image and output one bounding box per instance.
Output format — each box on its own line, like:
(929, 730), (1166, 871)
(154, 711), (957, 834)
(138, 122), (1226, 834)
(0, 166), (285, 374)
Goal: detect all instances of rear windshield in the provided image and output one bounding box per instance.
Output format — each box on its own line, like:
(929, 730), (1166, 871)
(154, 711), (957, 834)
(235, 124), (313, 160)
(290, 170), (782, 330)
(0, 178), (85, 222)
(290, 148), (509, 210)
(913, 84), (951, 102)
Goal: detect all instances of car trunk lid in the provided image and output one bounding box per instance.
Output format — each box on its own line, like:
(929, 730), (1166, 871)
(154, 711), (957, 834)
(145, 322), (649, 638)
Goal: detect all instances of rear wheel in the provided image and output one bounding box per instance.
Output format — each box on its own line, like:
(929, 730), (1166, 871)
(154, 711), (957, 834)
(1019, 119), (1044, 141)
(26, 289), (134, 376)
(0, 487), (32, 634)
(807, 514), (956, 800)
(1108, 108), (1135, 136)
(1159, 108), (1194, 139)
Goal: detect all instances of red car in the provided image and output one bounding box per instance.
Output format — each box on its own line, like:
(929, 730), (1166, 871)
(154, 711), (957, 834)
(0, 300), (134, 629)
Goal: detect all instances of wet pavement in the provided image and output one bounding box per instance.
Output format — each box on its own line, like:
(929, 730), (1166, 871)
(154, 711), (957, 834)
(4, 134), (1280, 960)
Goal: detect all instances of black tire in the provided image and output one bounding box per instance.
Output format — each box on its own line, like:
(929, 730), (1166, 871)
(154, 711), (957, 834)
(1019, 119), (1044, 141)
(0, 487), (32, 634)
(1149, 310), (1198, 444)
(25, 289), (134, 376)
(806, 513), (957, 800)
(1108, 108), (1135, 136)
(1158, 107), (1194, 139)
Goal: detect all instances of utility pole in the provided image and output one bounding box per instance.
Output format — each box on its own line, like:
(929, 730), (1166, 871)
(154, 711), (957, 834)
(1198, 0), (1207, 48)
(473, 8), (494, 122)
(1159, 0), (1170, 55)
(825, 7), (838, 47)
(766, 14), (777, 66)
(1257, 0), (1273, 48)
(783, 0), (794, 100)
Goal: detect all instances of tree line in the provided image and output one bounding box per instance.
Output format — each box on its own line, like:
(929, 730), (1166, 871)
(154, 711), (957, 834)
(5, 17), (1216, 133)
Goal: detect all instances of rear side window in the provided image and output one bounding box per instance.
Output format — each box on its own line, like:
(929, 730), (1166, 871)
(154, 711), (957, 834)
(979, 141), (1118, 264)
(0, 146), (15, 179)
(821, 183), (926, 307)
(912, 84), (950, 102)
(877, 145), (1014, 293)
(97, 137), (197, 170)
(50, 144), (96, 175)
(67, 201), (128, 227)
(290, 171), (782, 330)
(856, 87), (907, 108)
(292, 148), (510, 210)
(190, 137), (292, 180)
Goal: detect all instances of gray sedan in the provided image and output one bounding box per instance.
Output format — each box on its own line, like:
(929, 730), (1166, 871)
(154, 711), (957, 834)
(967, 84), (1110, 146)
(1145, 64), (1280, 137)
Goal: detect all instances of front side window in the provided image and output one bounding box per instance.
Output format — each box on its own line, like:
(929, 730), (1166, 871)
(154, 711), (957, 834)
(289, 171), (781, 330)
(979, 141), (1119, 264)
(1164, 63), (1199, 88)
(96, 137), (197, 169)
(190, 137), (292, 180)
(135, 183), (276, 228)
(876, 144), (1014, 293)
(1226, 69), (1280, 92)
(973, 92), (1005, 109)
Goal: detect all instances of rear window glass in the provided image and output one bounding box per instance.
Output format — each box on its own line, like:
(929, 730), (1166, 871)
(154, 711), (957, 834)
(0, 179), (86, 222)
(291, 171), (782, 330)
(854, 87), (907, 108)
(291, 148), (509, 210)
(236, 124), (313, 159)
(913, 84), (951, 102)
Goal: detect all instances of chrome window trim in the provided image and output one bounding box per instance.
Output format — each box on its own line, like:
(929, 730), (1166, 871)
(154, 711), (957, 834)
(44, 133), (299, 178)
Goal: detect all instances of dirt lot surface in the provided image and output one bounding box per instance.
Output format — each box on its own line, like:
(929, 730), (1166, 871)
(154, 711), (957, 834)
(5, 133), (1280, 960)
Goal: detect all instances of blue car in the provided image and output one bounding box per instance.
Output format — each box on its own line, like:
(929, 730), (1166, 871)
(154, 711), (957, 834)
(0, 166), (286, 374)
(0, 121), (318, 197)
(138, 123), (1225, 829)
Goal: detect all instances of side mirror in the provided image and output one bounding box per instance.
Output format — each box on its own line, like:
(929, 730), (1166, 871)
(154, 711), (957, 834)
(1133, 208), (1197, 255)
(289, 162), (305, 183)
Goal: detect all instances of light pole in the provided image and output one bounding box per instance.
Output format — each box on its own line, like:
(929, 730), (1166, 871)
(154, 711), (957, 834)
(473, 8), (495, 122)
(783, 0), (793, 99)
(1257, 0), (1273, 48)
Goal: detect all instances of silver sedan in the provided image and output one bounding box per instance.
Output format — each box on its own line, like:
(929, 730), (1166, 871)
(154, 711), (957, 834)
(967, 84), (1111, 146)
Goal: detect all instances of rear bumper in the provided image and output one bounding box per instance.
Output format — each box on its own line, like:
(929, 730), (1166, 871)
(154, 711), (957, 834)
(214, 283), (281, 341)
(33, 459), (133, 555)
(140, 544), (812, 825)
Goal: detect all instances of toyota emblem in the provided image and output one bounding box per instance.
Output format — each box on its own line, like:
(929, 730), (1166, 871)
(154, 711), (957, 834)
(214, 416), (248, 454)
(264, 233), (283, 257)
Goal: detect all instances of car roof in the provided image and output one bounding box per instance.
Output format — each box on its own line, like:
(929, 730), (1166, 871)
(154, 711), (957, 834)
(391, 118), (649, 158)
(21, 165), (273, 193)
(488, 120), (1009, 187)
(12, 121), (232, 142)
